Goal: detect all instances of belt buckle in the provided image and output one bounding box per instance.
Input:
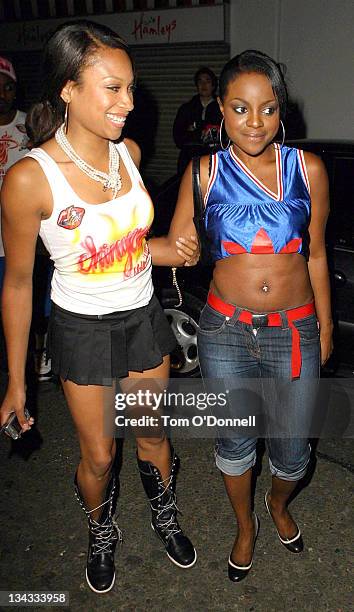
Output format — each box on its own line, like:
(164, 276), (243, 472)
(251, 313), (269, 327)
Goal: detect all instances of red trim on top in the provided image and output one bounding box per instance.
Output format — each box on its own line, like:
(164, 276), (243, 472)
(250, 228), (275, 254)
(279, 237), (302, 254)
(204, 153), (218, 207)
(222, 241), (248, 254)
(274, 143), (284, 200)
(298, 149), (310, 194)
(230, 143), (283, 201)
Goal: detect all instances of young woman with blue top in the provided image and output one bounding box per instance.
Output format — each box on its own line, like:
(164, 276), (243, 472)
(169, 49), (333, 582)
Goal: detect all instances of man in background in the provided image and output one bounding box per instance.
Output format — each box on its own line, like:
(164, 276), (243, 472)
(0, 56), (28, 289)
(0, 57), (28, 373)
(0, 58), (52, 381)
(173, 66), (222, 175)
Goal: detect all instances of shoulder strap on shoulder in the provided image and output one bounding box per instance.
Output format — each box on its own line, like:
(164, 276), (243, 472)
(117, 140), (141, 184)
(25, 147), (58, 171)
(192, 156), (203, 219)
(25, 147), (67, 198)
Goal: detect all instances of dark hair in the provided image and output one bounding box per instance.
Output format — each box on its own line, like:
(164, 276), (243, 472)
(219, 50), (288, 119)
(27, 20), (133, 146)
(194, 66), (218, 94)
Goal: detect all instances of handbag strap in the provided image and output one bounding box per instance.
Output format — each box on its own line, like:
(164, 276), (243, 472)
(192, 156), (203, 220)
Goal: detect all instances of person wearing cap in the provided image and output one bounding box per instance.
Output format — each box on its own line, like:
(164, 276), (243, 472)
(0, 57), (28, 289)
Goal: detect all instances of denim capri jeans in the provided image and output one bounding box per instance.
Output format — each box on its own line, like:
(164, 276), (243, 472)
(197, 301), (320, 481)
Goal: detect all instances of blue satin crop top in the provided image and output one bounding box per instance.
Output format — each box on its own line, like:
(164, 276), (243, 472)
(204, 143), (311, 261)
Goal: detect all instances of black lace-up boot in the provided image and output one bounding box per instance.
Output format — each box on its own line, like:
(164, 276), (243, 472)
(137, 449), (197, 568)
(74, 473), (122, 593)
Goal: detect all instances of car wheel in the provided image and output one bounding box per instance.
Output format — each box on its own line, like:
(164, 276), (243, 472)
(160, 289), (204, 377)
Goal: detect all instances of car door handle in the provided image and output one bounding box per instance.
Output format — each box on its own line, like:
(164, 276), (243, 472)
(334, 271), (347, 286)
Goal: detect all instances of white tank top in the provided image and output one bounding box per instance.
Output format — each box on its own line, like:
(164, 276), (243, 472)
(26, 142), (154, 314)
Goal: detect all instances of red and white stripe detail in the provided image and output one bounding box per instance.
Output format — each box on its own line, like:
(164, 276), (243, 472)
(230, 142), (283, 202)
(204, 152), (218, 207)
(297, 149), (311, 194)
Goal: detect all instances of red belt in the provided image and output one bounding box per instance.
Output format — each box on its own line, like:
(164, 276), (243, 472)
(207, 292), (316, 379)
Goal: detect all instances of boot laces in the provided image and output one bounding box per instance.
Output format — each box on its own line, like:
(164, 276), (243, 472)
(81, 495), (122, 556)
(150, 473), (182, 539)
(89, 515), (122, 556)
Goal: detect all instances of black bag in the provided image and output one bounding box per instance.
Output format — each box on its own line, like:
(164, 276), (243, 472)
(192, 156), (213, 266)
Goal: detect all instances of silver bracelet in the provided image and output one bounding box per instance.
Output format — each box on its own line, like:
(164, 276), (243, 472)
(171, 267), (183, 307)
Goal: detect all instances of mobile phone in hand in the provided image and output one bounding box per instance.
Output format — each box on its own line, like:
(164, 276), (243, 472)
(0, 408), (31, 440)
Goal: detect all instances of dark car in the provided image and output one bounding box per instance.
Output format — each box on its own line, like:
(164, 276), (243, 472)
(152, 140), (354, 377)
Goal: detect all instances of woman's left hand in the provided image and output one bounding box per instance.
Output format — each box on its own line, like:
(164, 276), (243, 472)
(320, 326), (334, 365)
(176, 235), (200, 267)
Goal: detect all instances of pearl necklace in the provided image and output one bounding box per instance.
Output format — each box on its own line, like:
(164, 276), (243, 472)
(55, 124), (122, 198)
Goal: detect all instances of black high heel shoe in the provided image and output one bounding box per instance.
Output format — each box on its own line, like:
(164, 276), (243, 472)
(264, 490), (303, 553)
(228, 513), (259, 583)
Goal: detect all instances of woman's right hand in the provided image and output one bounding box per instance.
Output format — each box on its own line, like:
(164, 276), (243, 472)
(0, 385), (34, 434)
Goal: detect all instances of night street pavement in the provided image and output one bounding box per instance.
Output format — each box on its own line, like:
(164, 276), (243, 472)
(0, 372), (352, 612)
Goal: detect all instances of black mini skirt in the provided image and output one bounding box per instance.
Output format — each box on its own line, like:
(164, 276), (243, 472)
(47, 294), (177, 385)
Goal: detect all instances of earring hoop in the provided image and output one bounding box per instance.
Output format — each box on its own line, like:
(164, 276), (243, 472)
(64, 102), (69, 133)
(219, 118), (230, 151)
(279, 119), (285, 147)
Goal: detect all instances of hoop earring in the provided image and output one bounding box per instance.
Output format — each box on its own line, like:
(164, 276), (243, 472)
(279, 119), (285, 147)
(64, 102), (69, 133)
(219, 118), (230, 151)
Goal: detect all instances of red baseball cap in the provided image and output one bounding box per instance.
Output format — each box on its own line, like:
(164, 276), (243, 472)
(0, 57), (16, 82)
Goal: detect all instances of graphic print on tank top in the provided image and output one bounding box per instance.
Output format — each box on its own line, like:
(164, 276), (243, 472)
(52, 178), (153, 280)
(57, 205), (85, 230)
(75, 186), (153, 279)
(204, 143), (311, 261)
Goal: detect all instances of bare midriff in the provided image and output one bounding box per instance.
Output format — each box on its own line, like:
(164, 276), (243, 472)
(211, 253), (313, 313)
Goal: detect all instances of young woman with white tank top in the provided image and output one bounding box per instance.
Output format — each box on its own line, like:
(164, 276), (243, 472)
(28, 141), (154, 315)
(0, 21), (199, 594)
